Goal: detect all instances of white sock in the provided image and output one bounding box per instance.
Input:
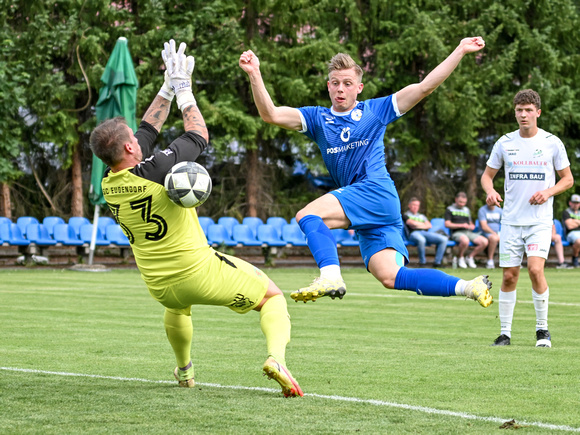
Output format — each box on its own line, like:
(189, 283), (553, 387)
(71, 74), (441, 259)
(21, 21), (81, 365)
(320, 264), (342, 280)
(532, 287), (549, 331)
(454, 280), (467, 296)
(499, 290), (517, 338)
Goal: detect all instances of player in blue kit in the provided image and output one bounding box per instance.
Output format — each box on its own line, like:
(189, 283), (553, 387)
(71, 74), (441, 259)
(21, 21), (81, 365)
(239, 37), (492, 307)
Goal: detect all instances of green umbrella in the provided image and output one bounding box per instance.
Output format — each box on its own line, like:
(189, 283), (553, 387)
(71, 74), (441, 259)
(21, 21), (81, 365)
(89, 36), (138, 205)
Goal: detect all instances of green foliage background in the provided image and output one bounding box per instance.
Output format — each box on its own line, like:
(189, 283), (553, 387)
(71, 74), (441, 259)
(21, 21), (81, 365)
(1, 0), (579, 220)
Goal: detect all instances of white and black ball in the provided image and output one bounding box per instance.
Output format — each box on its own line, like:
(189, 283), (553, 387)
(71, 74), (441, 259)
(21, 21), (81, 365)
(164, 161), (212, 208)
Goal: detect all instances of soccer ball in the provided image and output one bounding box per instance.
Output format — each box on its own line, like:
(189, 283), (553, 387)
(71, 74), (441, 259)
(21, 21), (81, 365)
(164, 161), (212, 208)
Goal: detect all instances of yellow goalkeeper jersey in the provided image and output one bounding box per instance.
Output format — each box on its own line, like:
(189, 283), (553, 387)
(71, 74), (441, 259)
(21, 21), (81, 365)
(101, 121), (210, 288)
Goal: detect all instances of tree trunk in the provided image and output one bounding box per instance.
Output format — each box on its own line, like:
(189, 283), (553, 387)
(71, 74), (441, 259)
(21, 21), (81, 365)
(245, 147), (260, 218)
(71, 143), (84, 217)
(0, 182), (11, 219)
(466, 154), (479, 210)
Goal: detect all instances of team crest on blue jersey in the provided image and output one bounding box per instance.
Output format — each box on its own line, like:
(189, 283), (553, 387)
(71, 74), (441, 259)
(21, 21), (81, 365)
(351, 109), (362, 121)
(340, 127), (351, 142)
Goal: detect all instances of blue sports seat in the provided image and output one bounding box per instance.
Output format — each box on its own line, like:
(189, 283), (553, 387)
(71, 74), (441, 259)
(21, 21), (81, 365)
(282, 224), (307, 246)
(242, 217), (264, 237)
(332, 229), (359, 247)
(198, 216), (215, 236)
(233, 224), (263, 246)
(0, 223), (30, 246)
(79, 224), (110, 246)
(266, 217), (288, 238)
(429, 218), (457, 247)
(207, 224), (237, 246)
(26, 223), (57, 246)
(257, 224), (286, 247)
(401, 227), (416, 247)
(97, 216), (117, 234)
(554, 219), (570, 247)
(42, 216), (65, 236)
(217, 217), (240, 238)
(105, 224), (130, 246)
(52, 224), (83, 246)
(0, 216), (12, 226)
(16, 216), (39, 237)
(68, 217), (91, 238)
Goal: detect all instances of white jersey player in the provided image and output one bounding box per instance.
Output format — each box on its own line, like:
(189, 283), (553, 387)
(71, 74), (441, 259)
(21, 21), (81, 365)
(481, 89), (574, 348)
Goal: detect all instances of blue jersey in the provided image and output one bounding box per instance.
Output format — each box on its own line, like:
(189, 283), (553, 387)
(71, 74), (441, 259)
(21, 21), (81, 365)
(298, 95), (401, 187)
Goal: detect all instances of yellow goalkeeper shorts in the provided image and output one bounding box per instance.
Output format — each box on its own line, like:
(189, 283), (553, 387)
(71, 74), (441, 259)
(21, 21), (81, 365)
(147, 249), (269, 315)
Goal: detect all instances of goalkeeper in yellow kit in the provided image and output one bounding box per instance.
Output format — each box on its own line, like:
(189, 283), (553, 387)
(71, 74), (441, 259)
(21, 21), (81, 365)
(89, 40), (302, 397)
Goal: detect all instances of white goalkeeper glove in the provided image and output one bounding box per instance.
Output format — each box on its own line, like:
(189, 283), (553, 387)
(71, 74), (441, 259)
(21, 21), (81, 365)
(158, 70), (174, 101)
(159, 40), (178, 101)
(162, 39), (196, 111)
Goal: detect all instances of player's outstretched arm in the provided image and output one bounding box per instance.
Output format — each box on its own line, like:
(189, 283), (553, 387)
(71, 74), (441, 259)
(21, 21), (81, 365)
(481, 165), (503, 207)
(239, 50), (302, 131)
(396, 37), (485, 114)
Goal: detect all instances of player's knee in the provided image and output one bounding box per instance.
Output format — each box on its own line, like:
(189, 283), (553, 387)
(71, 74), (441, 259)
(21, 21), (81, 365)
(503, 270), (519, 286)
(527, 262), (544, 278)
(380, 276), (396, 289)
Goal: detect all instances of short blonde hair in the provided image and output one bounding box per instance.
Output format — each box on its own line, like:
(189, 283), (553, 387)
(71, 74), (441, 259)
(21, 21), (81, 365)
(328, 53), (363, 82)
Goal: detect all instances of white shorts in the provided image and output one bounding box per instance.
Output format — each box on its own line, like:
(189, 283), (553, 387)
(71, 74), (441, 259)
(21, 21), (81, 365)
(499, 223), (552, 267)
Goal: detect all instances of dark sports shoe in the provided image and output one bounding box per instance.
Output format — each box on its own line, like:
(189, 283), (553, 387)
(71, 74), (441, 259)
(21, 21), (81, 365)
(536, 329), (552, 348)
(556, 262), (573, 269)
(573, 257), (579, 268)
(491, 334), (511, 346)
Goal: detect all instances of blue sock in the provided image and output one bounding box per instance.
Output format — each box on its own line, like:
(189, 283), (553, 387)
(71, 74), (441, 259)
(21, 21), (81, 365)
(394, 267), (460, 297)
(298, 215), (339, 268)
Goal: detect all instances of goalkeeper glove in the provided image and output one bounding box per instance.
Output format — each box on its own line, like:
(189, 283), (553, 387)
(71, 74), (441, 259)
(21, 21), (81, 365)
(158, 70), (174, 101)
(162, 39), (196, 111)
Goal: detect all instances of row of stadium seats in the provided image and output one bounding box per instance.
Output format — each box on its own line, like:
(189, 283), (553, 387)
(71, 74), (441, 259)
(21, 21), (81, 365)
(0, 216), (129, 248)
(198, 216), (359, 248)
(2, 215), (570, 251)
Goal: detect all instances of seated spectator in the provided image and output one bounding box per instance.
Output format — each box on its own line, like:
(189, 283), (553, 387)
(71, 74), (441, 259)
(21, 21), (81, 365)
(477, 203), (502, 269)
(444, 192), (488, 268)
(403, 197), (448, 267)
(551, 224), (572, 269)
(562, 194), (580, 267)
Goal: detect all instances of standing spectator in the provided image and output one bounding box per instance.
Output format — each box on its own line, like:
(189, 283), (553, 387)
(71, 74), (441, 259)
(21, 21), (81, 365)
(477, 204), (502, 269)
(403, 197), (448, 267)
(562, 194), (580, 267)
(445, 192), (489, 268)
(481, 89), (573, 348)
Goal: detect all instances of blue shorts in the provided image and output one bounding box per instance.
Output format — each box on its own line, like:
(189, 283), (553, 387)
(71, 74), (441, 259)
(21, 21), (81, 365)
(330, 178), (409, 268)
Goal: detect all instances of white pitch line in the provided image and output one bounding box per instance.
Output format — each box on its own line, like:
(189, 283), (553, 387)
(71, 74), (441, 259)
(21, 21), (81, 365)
(2, 367), (579, 432)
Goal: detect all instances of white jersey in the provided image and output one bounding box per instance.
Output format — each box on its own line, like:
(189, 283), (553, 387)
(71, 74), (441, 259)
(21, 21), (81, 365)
(487, 128), (570, 226)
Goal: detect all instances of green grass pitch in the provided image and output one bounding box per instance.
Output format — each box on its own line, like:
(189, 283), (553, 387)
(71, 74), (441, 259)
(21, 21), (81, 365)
(1, 267), (579, 433)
